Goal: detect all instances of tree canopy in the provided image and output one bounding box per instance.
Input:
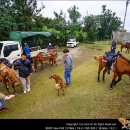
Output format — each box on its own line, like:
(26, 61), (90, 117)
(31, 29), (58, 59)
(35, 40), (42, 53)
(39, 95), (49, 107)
(0, 1), (122, 44)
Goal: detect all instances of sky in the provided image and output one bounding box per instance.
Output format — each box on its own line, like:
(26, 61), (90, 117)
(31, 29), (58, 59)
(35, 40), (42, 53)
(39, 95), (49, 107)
(37, 1), (130, 31)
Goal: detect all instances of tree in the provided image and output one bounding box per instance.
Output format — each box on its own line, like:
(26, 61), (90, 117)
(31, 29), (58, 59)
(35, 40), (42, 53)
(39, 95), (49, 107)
(97, 5), (122, 40)
(53, 10), (66, 23)
(11, 0), (45, 31)
(67, 5), (81, 24)
(83, 5), (122, 41)
(0, 0), (18, 40)
(83, 15), (98, 41)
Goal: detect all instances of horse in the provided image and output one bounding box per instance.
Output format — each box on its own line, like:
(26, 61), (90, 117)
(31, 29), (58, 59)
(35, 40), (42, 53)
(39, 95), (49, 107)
(33, 49), (57, 71)
(109, 53), (130, 89)
(120, 42), (130, 53)
(93, 55), (108, 82)
(94, 52), (130, 90)
(0, 62), (20, 95)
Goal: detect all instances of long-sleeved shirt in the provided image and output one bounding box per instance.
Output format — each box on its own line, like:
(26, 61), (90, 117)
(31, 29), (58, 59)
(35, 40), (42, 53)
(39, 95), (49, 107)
(23, 47), (30, 56)
(64, 54), (73, 71)
(13, 59), (32, 78)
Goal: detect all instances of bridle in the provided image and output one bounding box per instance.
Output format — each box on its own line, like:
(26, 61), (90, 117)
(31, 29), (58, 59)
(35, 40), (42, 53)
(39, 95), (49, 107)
(0, 65), (17, 85)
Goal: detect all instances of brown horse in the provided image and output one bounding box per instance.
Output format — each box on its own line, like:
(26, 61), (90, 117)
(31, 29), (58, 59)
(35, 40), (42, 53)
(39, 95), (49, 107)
(33, 49), (57, 71)
(94, 53), (130, 90)
(109, 53), (130, 89)
(0, 62), (20, 95)
(121, 42), (130, 53)
(93, 55), (108, 82)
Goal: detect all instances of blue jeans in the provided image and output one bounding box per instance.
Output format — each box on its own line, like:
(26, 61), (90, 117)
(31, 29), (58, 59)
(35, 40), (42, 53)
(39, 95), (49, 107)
(64, 70), (72, 85)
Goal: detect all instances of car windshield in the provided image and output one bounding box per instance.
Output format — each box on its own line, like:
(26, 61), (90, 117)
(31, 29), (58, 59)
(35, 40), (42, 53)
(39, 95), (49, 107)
(68, 39), (76, 42)
(0, 43), (3, 55)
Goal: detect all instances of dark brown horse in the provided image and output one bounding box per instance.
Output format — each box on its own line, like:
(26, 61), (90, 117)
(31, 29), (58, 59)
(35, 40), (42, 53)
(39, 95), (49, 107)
(109, 53), (130, 89)
(94, 53), (130, 90)
(33, 49), (57, 71)
(0, 62), (20, 95)
(121, 42), (130, 53)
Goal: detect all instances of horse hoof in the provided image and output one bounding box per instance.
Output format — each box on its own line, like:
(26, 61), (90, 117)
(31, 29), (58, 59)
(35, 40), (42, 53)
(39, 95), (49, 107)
(97, 80), (100, 82)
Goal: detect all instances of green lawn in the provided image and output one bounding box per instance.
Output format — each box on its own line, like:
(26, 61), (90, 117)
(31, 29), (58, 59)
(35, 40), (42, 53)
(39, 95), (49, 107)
(0, 41), (130, 119)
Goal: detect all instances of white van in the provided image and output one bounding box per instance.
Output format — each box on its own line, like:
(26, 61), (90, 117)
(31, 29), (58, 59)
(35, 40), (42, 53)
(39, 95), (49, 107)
(66, 38), (79, 48)
(0, 41), (48, 63)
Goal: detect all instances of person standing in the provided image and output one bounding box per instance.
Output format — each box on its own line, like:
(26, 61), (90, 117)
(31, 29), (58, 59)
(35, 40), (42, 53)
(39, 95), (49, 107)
(47, 43), (52, 51)
(23, 43), (31, 60)
(13, 53), (32, 94)
(63, 48), (73, 86)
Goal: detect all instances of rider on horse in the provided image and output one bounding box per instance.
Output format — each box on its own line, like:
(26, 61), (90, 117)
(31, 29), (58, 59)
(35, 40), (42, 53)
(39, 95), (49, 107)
(125, 41), (129, 45)
(103, 40), (117, 74)
(111, 40), (117, 53)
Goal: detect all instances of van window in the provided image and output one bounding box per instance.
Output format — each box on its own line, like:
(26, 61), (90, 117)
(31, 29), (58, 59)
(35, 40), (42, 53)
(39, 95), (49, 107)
(4, 44), (18, 57)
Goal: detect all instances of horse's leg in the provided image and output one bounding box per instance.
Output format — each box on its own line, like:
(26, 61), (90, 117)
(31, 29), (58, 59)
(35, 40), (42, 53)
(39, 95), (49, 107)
(109, 73), (118, 90)
(102, 68), (107, 81)
(41, 61), (44, 69)
(52, 59), (53, 66)
(97, 64), (103, 82)
(34, 63), (37, 72)
(4, 83), (10, 95)
(113, 74), (122, 86)
(12, 84), (16, 95)
(54, 58), (57, 66)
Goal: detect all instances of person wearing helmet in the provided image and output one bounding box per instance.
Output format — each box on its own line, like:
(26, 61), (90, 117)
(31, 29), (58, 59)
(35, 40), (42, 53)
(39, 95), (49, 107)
(47, 43), (53, 51)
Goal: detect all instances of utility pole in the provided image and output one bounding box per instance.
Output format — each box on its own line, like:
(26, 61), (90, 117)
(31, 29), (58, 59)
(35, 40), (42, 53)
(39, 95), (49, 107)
(123, 0), (130, 30)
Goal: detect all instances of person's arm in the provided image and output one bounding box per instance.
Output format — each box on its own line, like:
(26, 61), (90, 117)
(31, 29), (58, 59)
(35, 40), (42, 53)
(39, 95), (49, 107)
(27, 60), (33, 73)
(13, 59), (19, 68)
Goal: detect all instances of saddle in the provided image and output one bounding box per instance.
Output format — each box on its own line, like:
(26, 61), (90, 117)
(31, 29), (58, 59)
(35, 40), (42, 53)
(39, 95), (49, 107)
(103, 51), (120, 71)
(0, 58), (12, 68)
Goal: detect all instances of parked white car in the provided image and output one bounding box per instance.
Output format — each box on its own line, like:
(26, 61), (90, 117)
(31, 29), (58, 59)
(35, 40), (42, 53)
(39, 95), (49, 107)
(66, 38), (79, 48)
(0, 41), (48, 63)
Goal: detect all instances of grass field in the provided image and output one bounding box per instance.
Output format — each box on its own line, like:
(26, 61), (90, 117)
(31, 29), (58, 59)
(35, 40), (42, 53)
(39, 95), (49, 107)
(0, 41), (130, 119)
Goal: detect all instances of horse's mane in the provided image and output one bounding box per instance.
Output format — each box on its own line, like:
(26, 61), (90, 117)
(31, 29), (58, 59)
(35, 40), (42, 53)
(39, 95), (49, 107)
(119, 53), (130, 64)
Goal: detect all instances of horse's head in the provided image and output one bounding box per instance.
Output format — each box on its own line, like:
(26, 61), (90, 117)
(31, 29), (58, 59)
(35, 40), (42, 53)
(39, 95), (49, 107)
(49, 74), (60, 79)
(93, 55), (103, 60)
(6, 67), (20, 87)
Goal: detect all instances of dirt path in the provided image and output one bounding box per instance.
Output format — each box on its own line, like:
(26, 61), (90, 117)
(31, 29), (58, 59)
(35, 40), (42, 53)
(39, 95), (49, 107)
(69, 46), (85, 58)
